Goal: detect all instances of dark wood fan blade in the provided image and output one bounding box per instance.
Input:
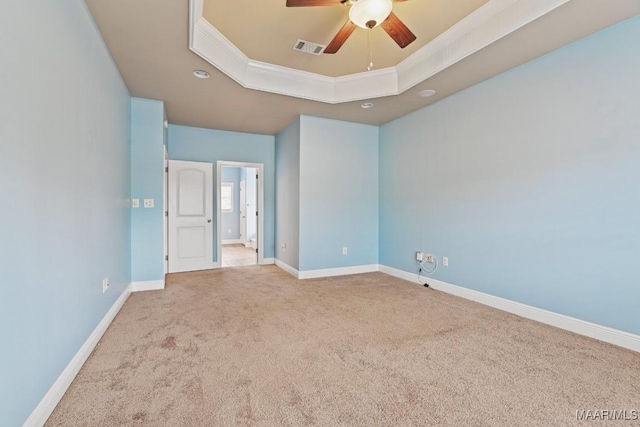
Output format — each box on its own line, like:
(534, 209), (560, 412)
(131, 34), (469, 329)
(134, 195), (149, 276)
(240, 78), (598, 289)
(324, 19), (357, 54)
(380, 12), (416, 48)
(286, 0), (345, 7)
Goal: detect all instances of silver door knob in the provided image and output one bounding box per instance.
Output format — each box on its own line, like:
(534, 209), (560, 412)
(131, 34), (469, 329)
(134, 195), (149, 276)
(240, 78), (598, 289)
(207, 219), (212, 223)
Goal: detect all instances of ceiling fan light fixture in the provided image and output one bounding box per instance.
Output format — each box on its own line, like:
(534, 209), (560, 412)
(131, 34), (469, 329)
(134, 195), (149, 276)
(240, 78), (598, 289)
(349, 0), (392, 29)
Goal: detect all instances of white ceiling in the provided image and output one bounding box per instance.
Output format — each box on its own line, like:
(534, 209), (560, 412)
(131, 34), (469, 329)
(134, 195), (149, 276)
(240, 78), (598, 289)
(85, 0), (640, 135)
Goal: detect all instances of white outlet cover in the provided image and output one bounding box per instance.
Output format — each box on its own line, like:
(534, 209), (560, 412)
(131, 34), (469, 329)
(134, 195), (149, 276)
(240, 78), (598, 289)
(132, 199), (140, 208)
(342, 247), (348, 255)
(144, 199), (154, 208)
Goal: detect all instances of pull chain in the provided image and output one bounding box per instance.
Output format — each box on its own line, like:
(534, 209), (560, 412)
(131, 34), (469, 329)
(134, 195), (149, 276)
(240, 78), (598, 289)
(367, 30), (373, 71)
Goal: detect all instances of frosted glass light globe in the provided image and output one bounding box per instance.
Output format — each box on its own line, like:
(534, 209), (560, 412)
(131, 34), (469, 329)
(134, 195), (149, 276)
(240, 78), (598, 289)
(349, 0), (393, 29)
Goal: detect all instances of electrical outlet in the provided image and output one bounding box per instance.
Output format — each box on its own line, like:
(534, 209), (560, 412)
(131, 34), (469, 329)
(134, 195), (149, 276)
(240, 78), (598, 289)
(443, 256), (449, 267)
(132, 199), (140, 208)
(143, 198), (154, 208)
(416, 251), (423, 261)
(281, 243), (287, 250)
(342, 247), (348, 255)
(426, 255), (435, 263)
(102, 277), (109, 293)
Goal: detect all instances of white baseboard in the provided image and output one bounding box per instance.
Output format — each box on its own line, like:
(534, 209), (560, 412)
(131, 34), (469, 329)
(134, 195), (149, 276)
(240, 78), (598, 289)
(261, 257), (275, 265)
(298, 264), (379, 280)
(222, 239), (242, 245)
(379, 265), (640, 353)
(378, 265), (417, 283)
(23, 284), (133, 427)
(275, 259), (299, 278)
(131, 279), (165, 292)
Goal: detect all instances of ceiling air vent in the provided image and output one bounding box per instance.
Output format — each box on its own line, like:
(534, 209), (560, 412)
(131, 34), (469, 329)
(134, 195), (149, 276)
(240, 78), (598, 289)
(293, 39), (325, 55)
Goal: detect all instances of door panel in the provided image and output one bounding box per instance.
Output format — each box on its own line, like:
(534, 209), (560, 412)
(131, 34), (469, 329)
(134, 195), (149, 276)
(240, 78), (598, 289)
(178, 170), (206, 216)
(177, 226), (206, 258)
(169, 160), (214, 273)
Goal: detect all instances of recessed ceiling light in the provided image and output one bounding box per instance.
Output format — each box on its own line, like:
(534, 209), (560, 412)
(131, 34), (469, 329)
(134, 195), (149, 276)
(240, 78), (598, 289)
(361, 102), (374, 109)
(193, 70), (210, 79)
(418, 89), (436, 98)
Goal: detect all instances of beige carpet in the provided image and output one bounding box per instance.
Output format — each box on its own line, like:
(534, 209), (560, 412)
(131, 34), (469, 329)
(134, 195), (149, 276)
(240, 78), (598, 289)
(47, 266), (639, 426)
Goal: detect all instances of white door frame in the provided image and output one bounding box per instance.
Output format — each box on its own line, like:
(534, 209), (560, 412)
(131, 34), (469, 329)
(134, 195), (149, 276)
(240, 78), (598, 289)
(217, 161), (264, 266)
(239, 179), (247, 245)
(163, 146), (168, 274)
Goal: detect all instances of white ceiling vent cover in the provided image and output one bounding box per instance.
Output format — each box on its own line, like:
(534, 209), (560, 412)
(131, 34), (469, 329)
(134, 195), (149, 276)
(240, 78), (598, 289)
(293, 39), (325, 55)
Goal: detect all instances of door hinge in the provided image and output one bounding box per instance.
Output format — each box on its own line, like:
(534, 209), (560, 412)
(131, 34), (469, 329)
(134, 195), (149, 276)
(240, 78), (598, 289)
(256, 174), (258, 180)
(165, 167), (168, 173)
(256, 211), (258, 217)
(165, 211), (168, 217)
(165, 255), (168, 261)
(255, 248), (258, 254)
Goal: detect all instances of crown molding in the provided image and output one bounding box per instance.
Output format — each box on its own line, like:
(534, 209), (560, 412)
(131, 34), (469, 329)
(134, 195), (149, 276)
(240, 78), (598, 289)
(189, 0), (570, 104)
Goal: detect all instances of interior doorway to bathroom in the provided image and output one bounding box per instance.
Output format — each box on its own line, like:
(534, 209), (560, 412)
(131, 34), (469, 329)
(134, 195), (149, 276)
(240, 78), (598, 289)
(218, 162), (261, 267)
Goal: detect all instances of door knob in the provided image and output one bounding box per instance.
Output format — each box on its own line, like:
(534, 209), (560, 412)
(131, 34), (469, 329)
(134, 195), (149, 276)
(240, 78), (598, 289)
(207, 219), (212, 223)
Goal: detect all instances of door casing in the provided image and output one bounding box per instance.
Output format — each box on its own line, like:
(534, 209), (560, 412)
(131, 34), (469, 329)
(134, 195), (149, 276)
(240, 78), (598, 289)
(217, 161), (264, 266)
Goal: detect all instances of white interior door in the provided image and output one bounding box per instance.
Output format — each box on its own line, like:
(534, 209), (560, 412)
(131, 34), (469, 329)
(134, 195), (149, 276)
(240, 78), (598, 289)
(168, 160), (214, 273)
(239, 180), (247, 245)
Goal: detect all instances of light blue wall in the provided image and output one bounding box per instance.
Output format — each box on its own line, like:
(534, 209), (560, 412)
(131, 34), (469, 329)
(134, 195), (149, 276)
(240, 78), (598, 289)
(130, 98), (165, 282)
(299, 116), (379, 271)
(275, 118), (301, 269)
(221, 167), (241, 240)
(167, 124), (275, 261)
(379, 16), (640, 335)
(0, 1), (131, 424)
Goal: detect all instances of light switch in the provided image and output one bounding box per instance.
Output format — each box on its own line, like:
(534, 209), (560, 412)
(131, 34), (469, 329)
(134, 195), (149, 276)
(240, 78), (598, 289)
(144, 199), (154, 208)
(132, 199), (140, 208)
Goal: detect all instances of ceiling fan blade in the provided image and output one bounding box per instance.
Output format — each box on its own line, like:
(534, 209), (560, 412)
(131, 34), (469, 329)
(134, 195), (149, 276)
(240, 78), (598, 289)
(380, 12), (416, 48)
(324, 19), (357, 54)
(286, 0), (345, 7)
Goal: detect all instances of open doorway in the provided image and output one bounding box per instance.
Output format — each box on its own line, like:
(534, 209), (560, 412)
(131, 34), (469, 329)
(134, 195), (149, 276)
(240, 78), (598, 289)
(217, 161), (264, 268)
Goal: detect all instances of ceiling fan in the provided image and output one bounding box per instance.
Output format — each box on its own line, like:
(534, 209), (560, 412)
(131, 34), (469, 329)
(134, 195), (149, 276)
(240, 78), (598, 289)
(286, 0), (417, 54)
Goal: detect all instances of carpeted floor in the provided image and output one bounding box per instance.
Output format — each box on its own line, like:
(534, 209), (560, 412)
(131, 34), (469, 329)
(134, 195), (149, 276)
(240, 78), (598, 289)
(47, 266), (640, 426)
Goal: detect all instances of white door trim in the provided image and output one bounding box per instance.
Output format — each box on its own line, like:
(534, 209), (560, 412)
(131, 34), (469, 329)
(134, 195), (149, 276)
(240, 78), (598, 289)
(163, 146), (168, 275)
(217, 161), (264, 266)
(239, 179), (247, 245)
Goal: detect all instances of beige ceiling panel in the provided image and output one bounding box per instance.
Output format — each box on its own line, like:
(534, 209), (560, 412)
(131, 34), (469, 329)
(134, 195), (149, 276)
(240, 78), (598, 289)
(203, 0), (488, 76)
(85, 0), (640, 135)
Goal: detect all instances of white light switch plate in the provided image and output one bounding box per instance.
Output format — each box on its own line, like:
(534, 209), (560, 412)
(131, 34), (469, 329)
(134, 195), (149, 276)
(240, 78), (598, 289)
(144, 199), (154, 208)
(132, 199), (139, 208)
